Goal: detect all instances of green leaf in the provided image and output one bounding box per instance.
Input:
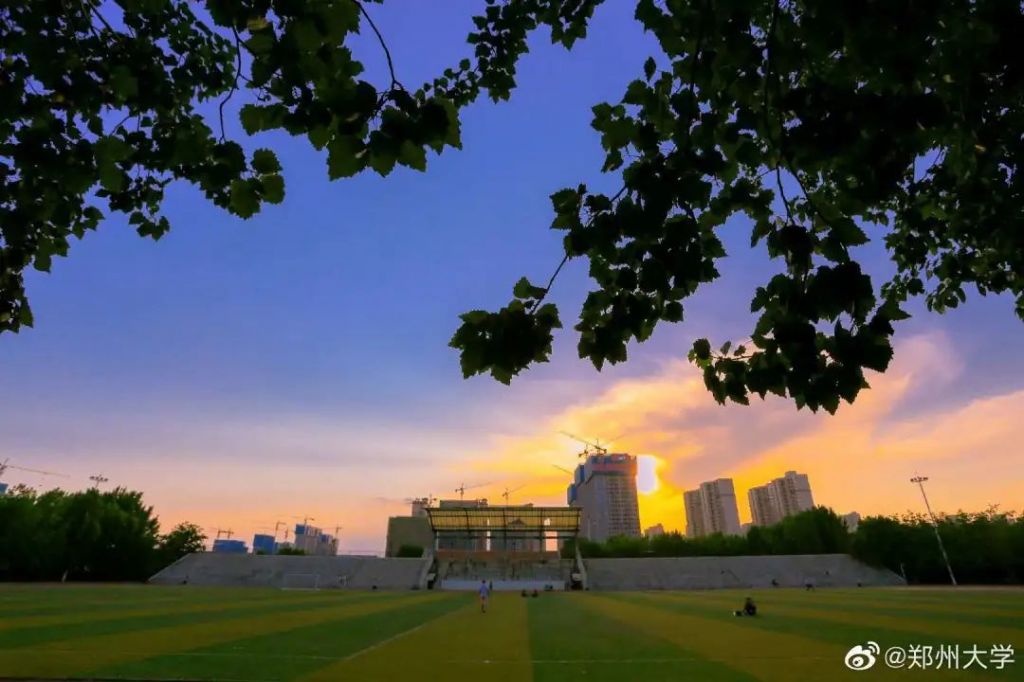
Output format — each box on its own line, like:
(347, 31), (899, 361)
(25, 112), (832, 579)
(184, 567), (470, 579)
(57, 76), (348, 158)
(98, 165), (127, 193)
(691, 338), (711, 362)
(229, 179), (260, 218)
(109, 65), (138, 101)
(260, 174), (285, 204)
(252, 149), (281, 174)
(398, 140), (427, 171)
(643, 56), (656, 81)
(327, 136), (365, 179)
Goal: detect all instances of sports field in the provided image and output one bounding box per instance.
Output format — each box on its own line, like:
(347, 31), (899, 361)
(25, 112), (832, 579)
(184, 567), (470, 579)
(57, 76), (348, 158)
(0, 585), (1020, 681)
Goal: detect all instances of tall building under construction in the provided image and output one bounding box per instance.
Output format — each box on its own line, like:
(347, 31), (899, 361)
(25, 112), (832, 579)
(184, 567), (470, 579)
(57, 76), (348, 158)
(567, 453), (641, 541)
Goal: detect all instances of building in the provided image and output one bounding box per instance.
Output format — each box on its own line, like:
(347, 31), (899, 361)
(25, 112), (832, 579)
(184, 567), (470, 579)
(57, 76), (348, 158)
(644, 523), (665, 538)
(748, 471), (816, 526)
(841, 511), (861, 532)
(436, 498), (489, 550)
(385, 515), (434, 557)
(0, 482), (7, 496)
(748, 485), (780, 527)
(567, 453), (641, 541)
(699, 478), (742, 535)
(293, 524), (339, 556)
(684, 478), (742, 537)
(212, 538), (248, 553)
(252, 533), (276, 554)
(683, 489), (706, 538)
(409, 498), (430, 518)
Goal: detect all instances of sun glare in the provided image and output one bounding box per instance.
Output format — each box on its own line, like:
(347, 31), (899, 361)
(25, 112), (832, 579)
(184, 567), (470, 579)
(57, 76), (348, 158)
(636, 454), (659, 494)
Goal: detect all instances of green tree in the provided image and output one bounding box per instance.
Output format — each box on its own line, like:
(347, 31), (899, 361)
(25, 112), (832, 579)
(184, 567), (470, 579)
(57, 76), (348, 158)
(0, 485), (160, 581)
(4, 1), (1023, 413)
(155, 521), (207, 570)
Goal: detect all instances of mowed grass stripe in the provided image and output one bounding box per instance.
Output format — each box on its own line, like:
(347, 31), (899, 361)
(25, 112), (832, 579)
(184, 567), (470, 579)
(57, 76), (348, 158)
(0, 592), (448, 679)
(617, 593), (1009, 679)
(0, 586), (292, 621)
(0, 590), (406, 650)
(527, 593), (758, 682)
(299, 593), (534, 682)
(0, 586), (364, 630)
(91, 594), (465, 682)
(640, 591), (1024, 644)
(582, 593), (931, 682)
(671, 587), (1024, 621)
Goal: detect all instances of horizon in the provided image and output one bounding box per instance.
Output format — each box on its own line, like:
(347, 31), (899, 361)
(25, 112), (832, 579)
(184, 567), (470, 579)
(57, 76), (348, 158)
(2, 3), (1023, 555)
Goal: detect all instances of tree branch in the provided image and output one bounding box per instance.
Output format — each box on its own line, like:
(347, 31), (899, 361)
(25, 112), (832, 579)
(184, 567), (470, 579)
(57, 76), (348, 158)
(218, 28), (243, 142)
(355, 0), (403, 92)
(528, 185), (628, 313)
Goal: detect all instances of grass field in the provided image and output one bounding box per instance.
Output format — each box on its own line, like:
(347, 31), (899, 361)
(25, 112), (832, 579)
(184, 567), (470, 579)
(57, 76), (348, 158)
(0, 585), (1021, 681)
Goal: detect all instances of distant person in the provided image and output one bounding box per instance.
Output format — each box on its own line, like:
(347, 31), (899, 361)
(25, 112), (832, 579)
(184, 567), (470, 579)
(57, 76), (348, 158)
(531, 589), (538, 598)
(770, 578), (779, 587)
(805, 580), (815, 591)
(489, 580), (493, 592)
(733, 597), (757, 617)
(521, 589), (528, 597)
(479, 579), (490, 613)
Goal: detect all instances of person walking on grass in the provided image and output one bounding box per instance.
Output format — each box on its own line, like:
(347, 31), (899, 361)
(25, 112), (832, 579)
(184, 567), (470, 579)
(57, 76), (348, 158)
(479, 579), (490, 613)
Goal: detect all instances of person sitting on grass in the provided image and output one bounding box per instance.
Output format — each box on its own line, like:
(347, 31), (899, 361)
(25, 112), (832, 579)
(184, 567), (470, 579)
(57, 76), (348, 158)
(734, 597), (757, 617)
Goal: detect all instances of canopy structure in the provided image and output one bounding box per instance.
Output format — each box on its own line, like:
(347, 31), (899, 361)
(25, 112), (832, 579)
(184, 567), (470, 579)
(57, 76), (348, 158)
(425, 506), (580, 538)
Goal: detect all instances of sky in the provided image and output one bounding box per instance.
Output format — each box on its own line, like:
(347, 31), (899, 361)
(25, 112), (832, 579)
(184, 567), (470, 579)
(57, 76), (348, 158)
(2, 3), (1023, 552)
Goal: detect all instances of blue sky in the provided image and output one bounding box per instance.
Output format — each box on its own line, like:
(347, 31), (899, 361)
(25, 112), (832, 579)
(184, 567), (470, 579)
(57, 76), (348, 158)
(2, 2), (1023, 550)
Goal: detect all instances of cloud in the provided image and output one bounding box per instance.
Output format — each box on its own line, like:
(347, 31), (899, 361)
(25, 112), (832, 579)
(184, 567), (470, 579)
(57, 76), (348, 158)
(467, 331), (1024, 531)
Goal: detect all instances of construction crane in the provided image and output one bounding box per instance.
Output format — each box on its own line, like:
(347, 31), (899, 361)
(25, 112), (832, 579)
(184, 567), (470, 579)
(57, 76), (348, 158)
(0, 458), (69, 480)
(454, 481), (490, 500)
(560, 431), (609, 457)
(552, 464), (574, 475)
(402, 495), (436, 506)
(214, 528), (234, 540)
(501, 485), (526, 505)
(89, 474), (109, 488)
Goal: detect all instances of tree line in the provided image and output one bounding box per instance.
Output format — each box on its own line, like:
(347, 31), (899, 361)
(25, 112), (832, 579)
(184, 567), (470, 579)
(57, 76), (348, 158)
(0, 485), (205, 582)
(566, 507), (1024, 585)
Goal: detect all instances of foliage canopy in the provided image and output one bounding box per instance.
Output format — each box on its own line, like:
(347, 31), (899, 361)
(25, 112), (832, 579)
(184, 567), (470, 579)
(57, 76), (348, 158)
(3, 0), (1022, 412)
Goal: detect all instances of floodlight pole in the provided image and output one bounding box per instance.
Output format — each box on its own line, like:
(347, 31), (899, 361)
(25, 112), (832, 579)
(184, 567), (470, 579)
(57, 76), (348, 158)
(910, 476), (957, 586)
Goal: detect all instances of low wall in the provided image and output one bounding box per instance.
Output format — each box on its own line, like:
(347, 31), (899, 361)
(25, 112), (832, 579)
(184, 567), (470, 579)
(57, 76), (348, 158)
(584, 554), (904, 590)
(149, 553), (430, 590)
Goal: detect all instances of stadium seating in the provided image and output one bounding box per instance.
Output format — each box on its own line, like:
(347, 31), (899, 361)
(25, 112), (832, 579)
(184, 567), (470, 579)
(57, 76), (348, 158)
(149, 553), (430, 590)
(583, 554), (905, 590)
(435, 550), (575, 590)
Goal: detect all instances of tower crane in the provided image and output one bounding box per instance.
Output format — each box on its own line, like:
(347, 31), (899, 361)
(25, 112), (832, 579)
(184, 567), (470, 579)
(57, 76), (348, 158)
(0, 458), (69, 480)
(501, 485), (526, 504)
(454, 481), (490, 500)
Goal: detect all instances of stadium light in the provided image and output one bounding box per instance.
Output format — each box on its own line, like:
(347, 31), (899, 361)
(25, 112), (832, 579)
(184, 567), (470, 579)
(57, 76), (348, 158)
(910, 475), (957, 586)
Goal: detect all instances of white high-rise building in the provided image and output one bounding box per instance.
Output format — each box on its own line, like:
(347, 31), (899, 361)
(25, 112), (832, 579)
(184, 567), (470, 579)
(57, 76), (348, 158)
(747, 471), (816, 526)
(684, 478), (742, 537)
(683, 489), (706, 538)
(748, 485), (780, 527)
(567, 454), (641, 541)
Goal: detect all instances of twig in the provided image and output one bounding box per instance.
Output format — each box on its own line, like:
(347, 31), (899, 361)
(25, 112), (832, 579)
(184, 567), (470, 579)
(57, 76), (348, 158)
(90, 6), (116, 33)
(528, 185), (628, 313)
(355, 0), (403, 92)
(218, 28), (243, 142)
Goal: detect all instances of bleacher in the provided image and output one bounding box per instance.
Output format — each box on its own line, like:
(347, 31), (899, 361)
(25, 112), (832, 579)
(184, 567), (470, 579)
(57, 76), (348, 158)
(584, 554), (905, 590)
(149, 553), (430, 590)
(436, 550), (575, 590)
